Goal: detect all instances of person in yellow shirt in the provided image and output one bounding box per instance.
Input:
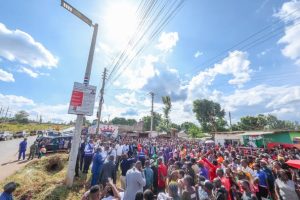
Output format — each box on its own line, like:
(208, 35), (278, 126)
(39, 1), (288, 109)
(180, 146), (187, 160)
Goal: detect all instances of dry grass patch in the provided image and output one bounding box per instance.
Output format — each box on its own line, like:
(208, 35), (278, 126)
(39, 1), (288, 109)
(0, 154), (89, 200)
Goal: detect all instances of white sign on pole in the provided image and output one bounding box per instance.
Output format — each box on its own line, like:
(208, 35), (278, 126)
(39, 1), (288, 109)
(68, 82), (96, 116)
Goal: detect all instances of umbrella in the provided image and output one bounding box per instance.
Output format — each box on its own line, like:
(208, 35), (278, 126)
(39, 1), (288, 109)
(286, 160), (300, 169)
(205, 140), (215, 144)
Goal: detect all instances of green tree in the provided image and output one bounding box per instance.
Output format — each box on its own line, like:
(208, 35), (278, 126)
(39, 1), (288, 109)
(170, 123), (181, 131)
(233, 114), (298, 131)
(188, 124), (204, 138)
(14, 110), (29, 124)
(157, 119), (170, 132)
(127, 119), (137, 126)
(192, 99), (226, 132)
(180, 122), (196, 131)
(111, 117), (137, 126)
(142, 112), (162, 131)
(162, 96), (172, 124)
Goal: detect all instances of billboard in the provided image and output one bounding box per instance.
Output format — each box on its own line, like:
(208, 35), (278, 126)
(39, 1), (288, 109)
(88, 124), (118, 138)
(68, 82), (96, 116)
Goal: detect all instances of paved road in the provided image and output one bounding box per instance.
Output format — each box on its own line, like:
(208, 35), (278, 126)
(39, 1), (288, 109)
(0, 136), (37, 181)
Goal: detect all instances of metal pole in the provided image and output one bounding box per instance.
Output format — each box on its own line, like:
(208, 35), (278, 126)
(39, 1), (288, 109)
(4, 107), (9, 122)
(150, 92), (154, 132)
(84, 24), (98, 86)
(229, 111), (232, 131)
(96, 68), (107, 135)
(65, 24), (98, 187)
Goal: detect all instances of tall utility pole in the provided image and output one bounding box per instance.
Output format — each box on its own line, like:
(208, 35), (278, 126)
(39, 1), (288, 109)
(61, 0), (98, 187)
(96, 68), (108, 135)
(229, 111), (232, 131)
(4, 107), (9, 121)
(149, 92), (154, 133)
(0, 107), (3, 117)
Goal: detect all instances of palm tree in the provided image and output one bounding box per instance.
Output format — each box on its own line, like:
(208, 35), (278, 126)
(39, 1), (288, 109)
(162, 96), (172, 124)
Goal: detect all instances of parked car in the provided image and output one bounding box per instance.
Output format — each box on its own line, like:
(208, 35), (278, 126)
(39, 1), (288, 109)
(47, 131), (61, 137)
(0, 131), (13, 141)
(37, 135), (72, 152)
(37, 130), (45, 137)
(14, 131), (28, 138)
(29, 130), (37, 136)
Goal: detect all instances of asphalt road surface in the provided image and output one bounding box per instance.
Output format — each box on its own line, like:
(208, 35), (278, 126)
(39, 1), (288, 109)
(0, 136), (37, 181)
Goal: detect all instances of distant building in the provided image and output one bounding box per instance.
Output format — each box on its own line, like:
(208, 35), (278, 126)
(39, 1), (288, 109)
(240, 130), (300, 148)
(214, 131), (244, 145)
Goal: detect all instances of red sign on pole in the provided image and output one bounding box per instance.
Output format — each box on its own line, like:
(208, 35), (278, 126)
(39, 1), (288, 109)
(70, 90), (83, 106)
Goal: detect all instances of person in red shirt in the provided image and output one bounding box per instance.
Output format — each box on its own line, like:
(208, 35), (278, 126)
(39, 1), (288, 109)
(201, 157), (219, 181)
(217, 168), (232, 200)
(157, 157), (167, 193)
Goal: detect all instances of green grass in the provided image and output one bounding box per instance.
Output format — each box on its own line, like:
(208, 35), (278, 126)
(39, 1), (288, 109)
(0, 123), (71, 133)
(0, 154), (89, 200)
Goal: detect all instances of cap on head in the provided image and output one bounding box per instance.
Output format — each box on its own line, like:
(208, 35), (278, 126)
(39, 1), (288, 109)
(3, 182), (17, 194)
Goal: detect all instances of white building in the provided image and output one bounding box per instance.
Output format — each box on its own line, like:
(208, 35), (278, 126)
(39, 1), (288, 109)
(214, 131), (244, 145)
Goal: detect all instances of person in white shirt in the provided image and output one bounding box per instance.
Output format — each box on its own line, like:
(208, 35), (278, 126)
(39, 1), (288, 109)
(122, 143), (129, 154)
(123, 161), (146, 200)
(116, 143), (124, 170)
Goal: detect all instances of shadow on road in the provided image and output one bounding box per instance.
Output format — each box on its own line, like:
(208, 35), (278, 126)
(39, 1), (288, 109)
(1, 160), (19, 166)
(18, 160), (29, 164)
(1, 159), (31, 166)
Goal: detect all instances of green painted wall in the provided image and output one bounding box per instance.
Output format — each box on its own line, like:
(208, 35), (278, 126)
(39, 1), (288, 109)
(242, 132), (300, 147)
(289, 132), (300, 142)
(264, 132), (291, 144)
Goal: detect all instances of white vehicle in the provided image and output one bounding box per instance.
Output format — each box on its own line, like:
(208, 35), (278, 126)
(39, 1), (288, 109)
(14, 131), (28, 138)
(0, 131), (13, 141)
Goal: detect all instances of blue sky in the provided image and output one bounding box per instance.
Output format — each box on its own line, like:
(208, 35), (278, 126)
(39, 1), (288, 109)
(0, 0), (300, 124)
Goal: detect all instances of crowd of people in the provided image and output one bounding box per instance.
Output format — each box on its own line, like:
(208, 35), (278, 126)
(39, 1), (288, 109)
(1, 136), (300, 200)
(77, 137), (300, 200)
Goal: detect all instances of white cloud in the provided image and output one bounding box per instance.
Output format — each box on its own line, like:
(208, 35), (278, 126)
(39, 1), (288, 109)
(194, 50), (203, 58)
(0, 93), (74, 123)
(220, 85), (300, 119)
(156, 32), (179, 52)
(0, 23), (58, 68)
(276, 0), (300, 65)
(0, 93), (35, 107)
(115, 92), (138, 105)
(0, 68), (14, 82)
(18, 67), (38, 78)
(29, 103), (73, 123)
(120, 55), (159, 90)
(188, 51), (252, 100)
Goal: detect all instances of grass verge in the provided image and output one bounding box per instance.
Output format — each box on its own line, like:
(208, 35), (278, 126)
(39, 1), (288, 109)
(0, 154), (90, 200)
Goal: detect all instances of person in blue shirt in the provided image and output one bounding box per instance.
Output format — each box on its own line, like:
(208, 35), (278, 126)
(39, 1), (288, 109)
(254, 163), (269, 199)
(144, 160), (154, 190)
(0, 182), (17, 200)
(138, 148), (146, 167)
(260, 160), (276, 199)
(18, 138), (27, 160)
(83, 139), (94, 173)
(91, 147), (103, 186)
(120, 154), (136, 189)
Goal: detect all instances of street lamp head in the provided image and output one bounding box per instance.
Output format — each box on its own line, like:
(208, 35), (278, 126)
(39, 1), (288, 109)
(61, 0), (93, 27)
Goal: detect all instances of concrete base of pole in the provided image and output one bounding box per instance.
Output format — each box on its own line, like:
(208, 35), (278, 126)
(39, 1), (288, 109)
(65, 114), (83, 187)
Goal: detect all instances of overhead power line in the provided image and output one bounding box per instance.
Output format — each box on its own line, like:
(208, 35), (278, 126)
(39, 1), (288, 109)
(188, 9), (300, 74)
(106, 0), (187, 90)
